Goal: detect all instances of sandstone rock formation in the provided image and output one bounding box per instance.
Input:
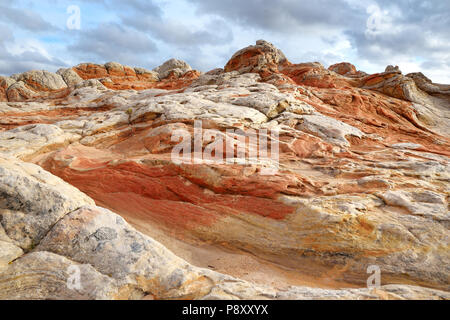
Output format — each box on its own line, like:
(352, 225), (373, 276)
(328, 62), (367, 78)
(225, 40), (288, 75)
(0, 40), (449, 300)
(153, 58), (192, 79)
(329, 62), (357, 75)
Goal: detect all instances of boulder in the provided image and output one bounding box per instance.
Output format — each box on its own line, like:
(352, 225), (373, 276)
(224, 39), (288, 74)
(153, 58), (192, 79)
(328, 62), (357, 76)
(385, 65), (401, 73)
(6, 81), (39, 101)
(0, 155), (95, 249)
(73, 63), (109, 80)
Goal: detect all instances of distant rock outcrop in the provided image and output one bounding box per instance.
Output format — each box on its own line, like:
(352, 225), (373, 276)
(224, 40), (288, 78)
(153, 58), (192, 79)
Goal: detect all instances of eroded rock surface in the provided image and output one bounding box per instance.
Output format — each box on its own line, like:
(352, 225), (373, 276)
(0, 40), (449, 300)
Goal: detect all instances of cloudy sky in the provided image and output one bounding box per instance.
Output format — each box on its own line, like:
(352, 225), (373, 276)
(0, 0), (449, 82)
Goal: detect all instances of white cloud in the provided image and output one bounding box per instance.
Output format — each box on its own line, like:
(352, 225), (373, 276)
(6, 39), (53, 61)
(365, 5), (396, 38)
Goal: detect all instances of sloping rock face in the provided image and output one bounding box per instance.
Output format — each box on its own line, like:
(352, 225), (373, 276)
(1, 156), (448, 300)
(0, 40), (449, 300)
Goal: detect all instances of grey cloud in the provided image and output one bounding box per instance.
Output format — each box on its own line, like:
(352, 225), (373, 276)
(0, 5), (55, 32)
(351, 31), (449, 60)
(0, 25), (67, 75)
(345, 0), (450, 70)
(421, 59), (450, 71)
(188, 0), (364, 32)
(0, 0), (448, 82)
(115, 0), (162, 15)
(80, 0), (162, 18)
(0, 26), (13, 43)
(0, 56), (67, 75)
(189, 0), (450, 81)
(375, 0), (450, 25)
(86, 0), (233, 56)
(122, 15), (233, 47)
(68, 23), (158, 67)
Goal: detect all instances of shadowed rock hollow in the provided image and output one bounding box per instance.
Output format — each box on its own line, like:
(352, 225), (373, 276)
(0, 40), (449, 300)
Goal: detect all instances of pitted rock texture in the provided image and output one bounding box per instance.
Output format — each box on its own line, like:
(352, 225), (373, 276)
(0, 40), (449, 300)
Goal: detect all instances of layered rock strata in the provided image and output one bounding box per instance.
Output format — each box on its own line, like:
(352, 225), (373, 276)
(0, 40), (449, 299)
